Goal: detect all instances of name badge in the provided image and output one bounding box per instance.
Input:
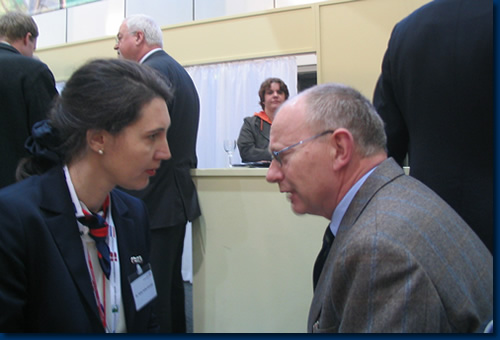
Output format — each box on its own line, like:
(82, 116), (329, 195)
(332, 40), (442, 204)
(128, 263), (157, 311)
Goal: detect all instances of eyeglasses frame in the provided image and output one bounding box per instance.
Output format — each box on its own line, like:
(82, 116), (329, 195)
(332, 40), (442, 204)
(271, 129), (335, 166)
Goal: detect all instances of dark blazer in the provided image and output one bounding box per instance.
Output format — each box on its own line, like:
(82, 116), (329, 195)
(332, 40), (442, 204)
(372, 0), (493, 251)
(122, 49), (200, 229)
(0, 167), (158, 333)
(309, 158), (493, 333)
(237, 114), (272, 162)
(0, 42), (58, 189)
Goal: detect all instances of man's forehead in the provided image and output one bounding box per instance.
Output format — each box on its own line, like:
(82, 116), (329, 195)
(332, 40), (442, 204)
(118, 22), (128, 34)
(274, 97), (305, 127)
(271, 99), (307, 142)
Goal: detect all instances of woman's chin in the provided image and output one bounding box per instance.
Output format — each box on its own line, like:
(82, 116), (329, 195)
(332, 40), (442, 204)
(121, 179), (150, 191)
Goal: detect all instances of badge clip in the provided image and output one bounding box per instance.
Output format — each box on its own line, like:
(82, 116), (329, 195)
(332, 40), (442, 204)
(130, 255), (144, 275)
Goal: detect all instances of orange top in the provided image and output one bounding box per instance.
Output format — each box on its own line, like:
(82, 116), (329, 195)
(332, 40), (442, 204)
(254, 111), (272, 130)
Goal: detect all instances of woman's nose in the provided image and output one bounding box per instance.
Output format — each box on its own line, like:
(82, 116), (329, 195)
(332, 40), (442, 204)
(156, 139), (171, 160)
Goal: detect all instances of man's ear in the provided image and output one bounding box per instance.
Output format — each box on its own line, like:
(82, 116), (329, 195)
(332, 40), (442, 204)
(86, 129), (106, 155)
(23, 32), (33, 46)
(135, 30), (145, 45)
(330, 128), (354, 171)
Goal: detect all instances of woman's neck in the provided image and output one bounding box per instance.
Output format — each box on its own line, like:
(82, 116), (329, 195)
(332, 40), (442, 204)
(264, 108), (276, 122)
(68, 159), (111, 213)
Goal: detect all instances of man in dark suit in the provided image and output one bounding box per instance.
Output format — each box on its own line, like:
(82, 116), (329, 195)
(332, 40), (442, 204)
(0, 11), (58, 189)
(373, 0), (493, 252)
(114, 14), (200, 333)
(266, 83), (493, 332)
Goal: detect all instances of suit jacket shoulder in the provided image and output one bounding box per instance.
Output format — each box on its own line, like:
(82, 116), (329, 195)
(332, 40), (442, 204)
(0, 43), (58, 188)
(308, 158), (493, 333)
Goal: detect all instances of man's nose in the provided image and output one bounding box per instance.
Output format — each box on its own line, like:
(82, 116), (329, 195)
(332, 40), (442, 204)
(266, 159), (282, 183)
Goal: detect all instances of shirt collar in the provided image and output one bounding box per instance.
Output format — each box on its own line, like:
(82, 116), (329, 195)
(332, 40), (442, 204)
(63, 165), (84, 218)
(64, 165), (113, 234)
(139, 48), (162, 64)
(329, 166), (377, 236)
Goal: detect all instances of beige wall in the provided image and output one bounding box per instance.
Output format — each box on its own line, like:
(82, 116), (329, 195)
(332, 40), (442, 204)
(164, 6), (316, 66)
(317, 0), (431, 97)
(36, 0), (430, 97)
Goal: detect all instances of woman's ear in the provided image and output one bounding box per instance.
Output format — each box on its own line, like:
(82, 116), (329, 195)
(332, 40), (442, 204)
(330, 128), (354, 171)
(86, 129), (106, 155)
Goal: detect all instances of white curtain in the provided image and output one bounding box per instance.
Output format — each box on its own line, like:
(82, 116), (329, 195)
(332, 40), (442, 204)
(186, 56), (298, 168)
(181, 56), (297, 282)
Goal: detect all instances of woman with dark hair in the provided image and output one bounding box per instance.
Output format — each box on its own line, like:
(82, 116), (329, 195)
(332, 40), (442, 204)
(237, 77), (289, 163)
(0, 58), (173, 333)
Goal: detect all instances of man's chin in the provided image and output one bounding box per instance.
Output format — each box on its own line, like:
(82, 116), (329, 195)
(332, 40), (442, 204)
(291, 203), (307, 216)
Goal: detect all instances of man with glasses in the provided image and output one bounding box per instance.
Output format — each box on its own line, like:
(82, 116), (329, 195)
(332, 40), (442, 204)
(266, 83), (492, 333)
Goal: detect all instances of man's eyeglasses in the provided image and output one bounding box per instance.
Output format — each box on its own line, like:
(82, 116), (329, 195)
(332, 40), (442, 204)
(271, 130), (335, 166)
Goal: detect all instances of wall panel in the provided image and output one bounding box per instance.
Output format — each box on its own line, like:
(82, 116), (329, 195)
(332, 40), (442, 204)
(33, 9), (67, 49)
(36, 38), (117, 81)
(194, 0), (273, 21)
(66, 0), (124, 43)
(317, 0), (431, 97)
(125, 0), (193, 26)
(35, 0), (431, 98)
(164, 7), (316, 66)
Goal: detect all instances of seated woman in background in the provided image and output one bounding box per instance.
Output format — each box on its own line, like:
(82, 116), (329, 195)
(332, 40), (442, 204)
(237, 77), (289, 163)
(0, 59), (172, 333)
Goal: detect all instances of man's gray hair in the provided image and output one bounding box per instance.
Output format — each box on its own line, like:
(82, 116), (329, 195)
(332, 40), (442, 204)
(125, 14), (163, 47)
(301, 83), (387, 157)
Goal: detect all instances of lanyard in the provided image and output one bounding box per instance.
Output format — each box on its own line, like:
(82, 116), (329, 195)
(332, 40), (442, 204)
(81, 211), (121, 333)
(86, 249), (106, 328)
(63, 166), (123, 332)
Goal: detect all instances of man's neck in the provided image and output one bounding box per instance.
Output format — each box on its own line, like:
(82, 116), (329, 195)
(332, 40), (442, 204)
(335, 153), (387, 207)
(138, 46), (162, 63)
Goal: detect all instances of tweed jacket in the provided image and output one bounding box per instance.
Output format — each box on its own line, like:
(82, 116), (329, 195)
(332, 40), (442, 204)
(308, 158), (493, 333)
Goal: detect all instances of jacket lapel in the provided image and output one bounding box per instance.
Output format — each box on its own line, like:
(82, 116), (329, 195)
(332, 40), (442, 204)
(40, 167), (102, 327)
(111, 191), (142, 331)
(337, 158), (404, 238)
(308, 158), (404, 331)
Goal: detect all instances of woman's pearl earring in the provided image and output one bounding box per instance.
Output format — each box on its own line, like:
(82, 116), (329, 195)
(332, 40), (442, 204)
(98, 149), (104, 155)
